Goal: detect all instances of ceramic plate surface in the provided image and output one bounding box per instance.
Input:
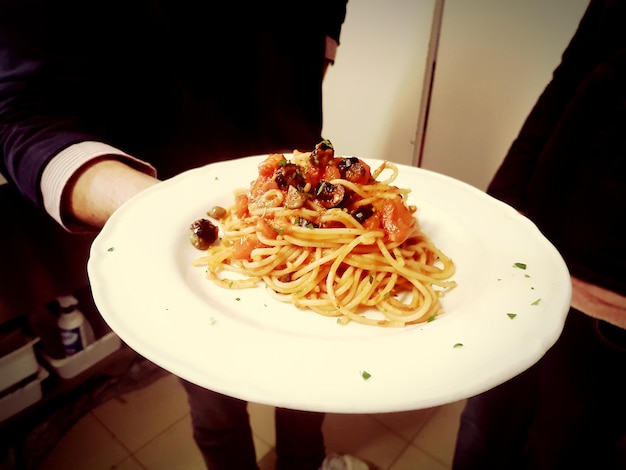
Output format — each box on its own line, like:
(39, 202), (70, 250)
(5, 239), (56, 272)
(88, 156), (571, 413)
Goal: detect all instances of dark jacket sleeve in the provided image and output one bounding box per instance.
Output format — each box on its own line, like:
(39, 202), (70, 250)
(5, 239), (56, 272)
(0, 0), (349, 317)
(0, 0), (100, 206)
(0, 0), (348, 209)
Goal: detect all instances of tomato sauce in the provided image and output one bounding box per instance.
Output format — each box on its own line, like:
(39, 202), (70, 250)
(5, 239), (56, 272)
(240, 141), (415, 259)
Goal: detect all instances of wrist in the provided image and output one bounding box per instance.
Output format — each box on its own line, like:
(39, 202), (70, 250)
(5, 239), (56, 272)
(63, 158), (159, 229)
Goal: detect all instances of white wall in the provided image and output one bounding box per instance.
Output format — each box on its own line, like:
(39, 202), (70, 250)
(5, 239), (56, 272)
(322, 0), (436, 164)
(324, 0), (590, 191)
(420, 0), (589, 190)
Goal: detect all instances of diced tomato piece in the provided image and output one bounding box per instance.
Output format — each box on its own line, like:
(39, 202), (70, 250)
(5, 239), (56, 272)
(258, 153), (286, 177)
(363, 214), (381, 231)
(256, 218), (277, 240)
(233, 193), (249, 218)
(302, 164), (321, 188)
(249, 175), (279, 198)
(232, 234), (265, 260)
(380, 197), (414, 243)
(319, 219), (344, 229)
(311, 141), (334, 167)
(323, 163), (341, 181)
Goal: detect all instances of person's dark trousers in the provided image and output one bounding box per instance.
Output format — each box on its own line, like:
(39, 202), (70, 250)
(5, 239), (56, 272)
(453, 308), (626, 470)
(180, 379), (326, 470)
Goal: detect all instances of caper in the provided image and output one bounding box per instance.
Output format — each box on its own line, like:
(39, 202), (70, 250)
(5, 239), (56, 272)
(207, 205), (226, 219)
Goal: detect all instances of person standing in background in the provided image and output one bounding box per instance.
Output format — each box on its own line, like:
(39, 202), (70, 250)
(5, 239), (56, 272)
(453, 1), (626, 468)
(0, 1), (372, 469)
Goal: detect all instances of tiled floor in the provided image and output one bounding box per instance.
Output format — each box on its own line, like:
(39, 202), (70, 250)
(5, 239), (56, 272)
(37, 373), (465, 470)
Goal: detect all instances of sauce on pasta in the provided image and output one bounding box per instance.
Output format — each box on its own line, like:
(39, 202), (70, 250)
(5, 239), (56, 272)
(192, 140), (456, 327)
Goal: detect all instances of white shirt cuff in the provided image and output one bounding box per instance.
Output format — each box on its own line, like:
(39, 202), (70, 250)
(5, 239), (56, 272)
(41, 141), (156, 228)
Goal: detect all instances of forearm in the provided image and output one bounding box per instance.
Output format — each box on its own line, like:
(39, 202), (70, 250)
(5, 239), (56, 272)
(571, 276), (626, 329)
(62, 158), (159, 229)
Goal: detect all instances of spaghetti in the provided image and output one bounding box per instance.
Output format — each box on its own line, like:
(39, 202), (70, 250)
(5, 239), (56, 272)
(192, 140), (456, 327)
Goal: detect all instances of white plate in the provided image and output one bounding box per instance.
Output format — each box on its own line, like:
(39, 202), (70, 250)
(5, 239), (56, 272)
(88, 156), (571, 413)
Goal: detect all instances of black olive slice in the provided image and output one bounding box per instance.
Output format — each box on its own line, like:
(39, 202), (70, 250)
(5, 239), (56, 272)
(190, 218), (219, 250)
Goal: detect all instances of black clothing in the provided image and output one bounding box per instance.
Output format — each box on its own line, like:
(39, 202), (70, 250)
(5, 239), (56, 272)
(487, 0), (626, 296)
(454, 1), (626, 468)
(454, 308), (626, 470)
(0, 0), (347, 316)
(0, 0), (347, 208)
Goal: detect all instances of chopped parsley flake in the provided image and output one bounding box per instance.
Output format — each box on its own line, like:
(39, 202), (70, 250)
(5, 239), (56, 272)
(235, 297), (241, 301)
(531, 298), (541, 305)
(507, 313), (517, 319)
(513, 262), (527, 269)
(316, 181), (326, 196)
(361, 370), (372, 380)
(320, 139), (334, 150)
(107, 247), (115, 252)
(427, 314), (436, 322)
(453, 343), (464, 348)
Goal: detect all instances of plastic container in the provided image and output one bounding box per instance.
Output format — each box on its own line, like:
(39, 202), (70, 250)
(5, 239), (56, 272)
(0, 333), (40, 393)
(57, 294), (95, 356)
(41, 331), (122, 379)
(0, 368), (48, 422)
